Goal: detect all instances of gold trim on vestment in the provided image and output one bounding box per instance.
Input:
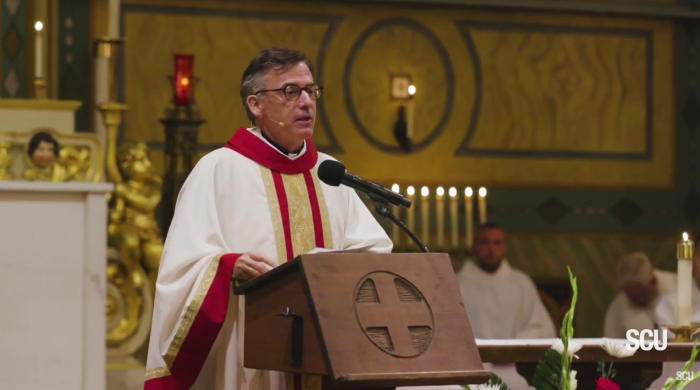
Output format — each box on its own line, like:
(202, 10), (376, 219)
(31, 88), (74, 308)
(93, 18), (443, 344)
(163, 253), (224, 367)
(260, 166), (288, 262)
(145, 366), (171, 380)
(311, 167), (334, 249)
(281, 173), (316, 256)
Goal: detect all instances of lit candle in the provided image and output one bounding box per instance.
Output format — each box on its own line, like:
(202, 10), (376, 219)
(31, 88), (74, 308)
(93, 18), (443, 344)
(478, 187), (487, 224)
(34, 21), (43, 79)
(174, 54), (195, 106)
(391, 184), (400, 245)
(436, 187), (445, 249)
(407, 85), (416, 139)
(465, 187), (473, 248)
(407, 186), (415, 237)
(449, 187), (458, 248)
(677, 232), (695, 326)
(421, 186), (430, 247)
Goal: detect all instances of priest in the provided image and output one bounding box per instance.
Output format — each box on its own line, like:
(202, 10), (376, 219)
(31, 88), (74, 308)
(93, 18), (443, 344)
(455, 222), (556, 339)
(143, 47), (393, 390)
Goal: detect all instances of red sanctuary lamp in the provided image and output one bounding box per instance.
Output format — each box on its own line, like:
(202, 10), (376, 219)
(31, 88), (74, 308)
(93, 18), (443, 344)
(173, 54), (195, 106)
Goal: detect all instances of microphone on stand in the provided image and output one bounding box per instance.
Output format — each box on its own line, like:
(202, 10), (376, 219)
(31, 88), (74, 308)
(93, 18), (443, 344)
(317, 159), (429, 253)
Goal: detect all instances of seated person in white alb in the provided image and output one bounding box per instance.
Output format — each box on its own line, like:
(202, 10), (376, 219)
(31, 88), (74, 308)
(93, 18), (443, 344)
(604, 252), (676, 338)
(455, 222), (556, 339)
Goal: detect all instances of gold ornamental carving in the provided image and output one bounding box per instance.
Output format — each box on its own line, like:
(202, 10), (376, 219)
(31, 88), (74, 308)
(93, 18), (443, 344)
(0, 128), (102, 183)
(100, 102), (163, 358)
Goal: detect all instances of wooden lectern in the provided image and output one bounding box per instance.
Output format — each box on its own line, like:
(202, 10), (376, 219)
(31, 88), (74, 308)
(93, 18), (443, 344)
(234, 252), (490, 389)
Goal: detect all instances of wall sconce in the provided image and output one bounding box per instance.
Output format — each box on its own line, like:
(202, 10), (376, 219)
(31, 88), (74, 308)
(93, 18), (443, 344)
(390, 74), (412, 100)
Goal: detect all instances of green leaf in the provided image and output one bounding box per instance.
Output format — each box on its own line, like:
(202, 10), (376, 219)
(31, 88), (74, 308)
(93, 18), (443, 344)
(532, 349), (563, 390)
(488, 372), (512, 390)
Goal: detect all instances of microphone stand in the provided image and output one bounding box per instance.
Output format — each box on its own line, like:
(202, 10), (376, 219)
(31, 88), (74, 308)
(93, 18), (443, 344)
(368, 192), (430, 253)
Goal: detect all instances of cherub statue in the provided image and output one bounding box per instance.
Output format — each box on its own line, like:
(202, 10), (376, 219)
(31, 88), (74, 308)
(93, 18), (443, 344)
(108, 142), (163, 299)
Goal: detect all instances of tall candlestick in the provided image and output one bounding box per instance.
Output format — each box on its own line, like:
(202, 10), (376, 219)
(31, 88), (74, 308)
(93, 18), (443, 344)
(677, 232), (695, 326)
(449, 187), (458, 248)
(407, 186), (415, 238)
(421, 186), (430, 247)
(436, 187), (445, 249)
(391, 184), (400, 245)
(34, 22), (43, 79)
(478, 187), (487, 224)
(407, 85), (416, 139)
(465, 187), (474, 249)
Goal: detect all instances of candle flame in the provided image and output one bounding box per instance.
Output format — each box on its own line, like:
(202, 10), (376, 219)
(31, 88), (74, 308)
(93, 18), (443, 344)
(684, 232), (689, 242)
(407, 186), (415, 196)
(391, 184), (399, 193)
(437, 187), (444, 196)
(449, 187), (457, 197)
(421, 186), (429, 197)
(465, 187), (473, 197)
(408, 85), (416, 96)
(479, 187), (487, 197)
(34, 21), (43, 32)
(181, 77), (189, 87)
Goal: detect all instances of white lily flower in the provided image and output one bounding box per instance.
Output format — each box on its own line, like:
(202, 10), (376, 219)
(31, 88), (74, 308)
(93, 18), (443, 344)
(552, 338), (582, 358)
(601, 338), (636, 358)
(570, 370), (578, 390)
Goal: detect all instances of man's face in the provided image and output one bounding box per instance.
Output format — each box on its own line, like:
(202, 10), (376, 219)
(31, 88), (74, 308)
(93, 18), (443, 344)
(472, 228), (507, 272)
(622, 278), (658, 307)
(250, 62), (316, 150)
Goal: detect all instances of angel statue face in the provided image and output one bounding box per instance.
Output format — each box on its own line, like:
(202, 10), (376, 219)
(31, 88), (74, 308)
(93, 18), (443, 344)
(118, 142), (154, 181)
(28, 132), (59, 168)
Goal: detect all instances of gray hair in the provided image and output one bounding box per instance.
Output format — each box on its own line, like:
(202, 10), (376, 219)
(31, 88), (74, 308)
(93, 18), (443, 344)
(239, 47), (314, 123)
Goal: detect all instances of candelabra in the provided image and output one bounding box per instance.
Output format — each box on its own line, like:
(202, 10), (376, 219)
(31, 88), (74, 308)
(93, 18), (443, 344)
(160, 54), (206, 236)
(663, 233), (700, 342)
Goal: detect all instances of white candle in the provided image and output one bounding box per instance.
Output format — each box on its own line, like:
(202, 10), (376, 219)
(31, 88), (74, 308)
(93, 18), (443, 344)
(108, 0), (120, 37)
(449, 187), (458, 248)
(478, 187), (487, 224)
(436, 187), (444, 249)
(391, 184), (400, 245)
(407, 186), (415, 237)
(421, 186), (430, 247)
(677, 232), (694, 326)
(465, 187), (473, 248)
(34, 22), (43, 79)
(407, 85), (416, 139)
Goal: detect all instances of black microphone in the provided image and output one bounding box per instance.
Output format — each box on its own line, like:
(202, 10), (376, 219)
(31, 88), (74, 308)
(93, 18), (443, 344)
(317, 160), (412, 208)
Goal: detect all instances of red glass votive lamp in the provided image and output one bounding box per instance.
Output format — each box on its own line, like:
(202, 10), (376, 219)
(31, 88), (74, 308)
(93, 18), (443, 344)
(173, 54), (194, 106)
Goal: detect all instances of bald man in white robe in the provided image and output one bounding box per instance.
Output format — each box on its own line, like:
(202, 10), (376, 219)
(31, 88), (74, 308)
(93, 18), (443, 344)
(603, 252), (676, 338)
(455, 223), (556, 339)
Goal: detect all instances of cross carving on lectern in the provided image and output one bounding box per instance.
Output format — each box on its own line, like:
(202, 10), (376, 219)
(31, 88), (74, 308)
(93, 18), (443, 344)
(355, 272), (434, 357)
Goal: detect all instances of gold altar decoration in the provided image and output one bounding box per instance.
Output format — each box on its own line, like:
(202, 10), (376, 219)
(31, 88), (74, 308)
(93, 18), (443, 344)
(0, 128), (101, 182)
(100, 101), (162, 359)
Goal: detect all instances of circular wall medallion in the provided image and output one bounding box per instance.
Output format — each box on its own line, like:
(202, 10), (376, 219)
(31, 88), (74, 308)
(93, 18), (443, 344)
(354, 271), (434, 357)
(344, 18), (455, 154)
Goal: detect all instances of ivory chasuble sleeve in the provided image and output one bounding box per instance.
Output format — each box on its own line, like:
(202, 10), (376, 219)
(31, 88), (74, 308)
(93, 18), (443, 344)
(143, 127), (392, 390)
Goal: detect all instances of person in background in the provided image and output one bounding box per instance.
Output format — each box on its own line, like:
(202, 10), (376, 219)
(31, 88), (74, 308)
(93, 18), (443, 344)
(455, 222), (556, 339)
(604, 252), (676, 338)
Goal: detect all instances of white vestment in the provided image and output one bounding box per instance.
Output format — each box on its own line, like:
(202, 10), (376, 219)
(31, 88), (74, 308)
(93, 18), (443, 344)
(143, 127), (392, 390)
(455, 260), (556, 339)
(603, 270), (677, 338)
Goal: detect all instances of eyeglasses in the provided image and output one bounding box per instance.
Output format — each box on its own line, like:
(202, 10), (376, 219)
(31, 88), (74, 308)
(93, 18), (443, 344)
(255, 84), (323, 101)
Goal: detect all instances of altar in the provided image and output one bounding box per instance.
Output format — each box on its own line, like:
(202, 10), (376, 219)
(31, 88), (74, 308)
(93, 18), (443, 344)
(0, 181), (113, 390)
